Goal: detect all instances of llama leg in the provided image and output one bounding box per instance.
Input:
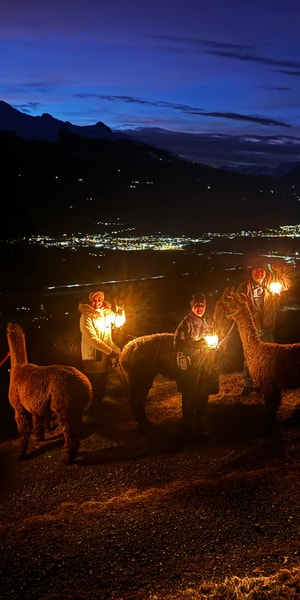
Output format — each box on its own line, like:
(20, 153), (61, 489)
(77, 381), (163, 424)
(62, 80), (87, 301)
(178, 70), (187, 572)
(85, 373), (107, 418)
(43, 404), (57, 432)
(15, 409), (32, 461)
(128, 373), (153, 429)
(63, 425), (80, 464)
(32, 414), (45, 441)
(243, 360), (253, 389)
(57, 411), (82, 464)
(129, 390), (152, 430)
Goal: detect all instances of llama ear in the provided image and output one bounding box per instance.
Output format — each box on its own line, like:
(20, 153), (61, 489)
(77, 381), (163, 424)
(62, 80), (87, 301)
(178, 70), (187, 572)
(222, 285), (234, 298)
(226, 285), (236, 300)
(220, 287), (233, 308)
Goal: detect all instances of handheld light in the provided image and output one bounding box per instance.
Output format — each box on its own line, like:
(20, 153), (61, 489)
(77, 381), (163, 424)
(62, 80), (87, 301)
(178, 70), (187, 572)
(269, 281), (282, 295)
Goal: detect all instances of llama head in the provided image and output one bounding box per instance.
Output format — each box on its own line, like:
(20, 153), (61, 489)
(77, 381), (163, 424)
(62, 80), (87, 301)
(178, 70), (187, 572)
(213, 287), (249, 321)
(220, 290), (250, 320)
(212, 287), (237, 349)
(6, 322), (28, 365)
(7, 322), (25, 341)
(7, 322), (23, 334)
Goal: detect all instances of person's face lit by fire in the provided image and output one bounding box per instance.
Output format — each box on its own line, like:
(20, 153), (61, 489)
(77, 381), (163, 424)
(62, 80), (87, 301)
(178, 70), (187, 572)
(91, 293), (104, 309)
(251, 267), (266, 285)
(192, 301), (206, 318)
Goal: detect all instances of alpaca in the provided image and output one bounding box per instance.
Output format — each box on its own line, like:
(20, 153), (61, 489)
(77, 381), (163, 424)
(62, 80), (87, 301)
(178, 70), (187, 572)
(212, 294), (244, 372)
(220, 290), (300, 430)
(119, 333), (180, 428)
(7, 322), (93, 464)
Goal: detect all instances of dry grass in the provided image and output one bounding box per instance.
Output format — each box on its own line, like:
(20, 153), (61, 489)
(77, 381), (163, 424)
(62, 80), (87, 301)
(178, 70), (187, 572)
(147, 567), (300, 600)
(37, 568), (300, 599)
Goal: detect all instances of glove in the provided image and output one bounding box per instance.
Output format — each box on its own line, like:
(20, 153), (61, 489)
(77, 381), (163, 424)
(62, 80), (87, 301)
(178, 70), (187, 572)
(109, 349), (119, 370)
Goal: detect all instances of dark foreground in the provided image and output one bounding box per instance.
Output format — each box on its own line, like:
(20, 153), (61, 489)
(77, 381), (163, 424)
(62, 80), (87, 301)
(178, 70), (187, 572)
(0, 371), (300, 600)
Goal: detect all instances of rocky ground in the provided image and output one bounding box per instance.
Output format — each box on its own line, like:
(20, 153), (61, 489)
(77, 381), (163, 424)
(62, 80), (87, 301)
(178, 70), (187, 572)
(0, 370), (300, 600)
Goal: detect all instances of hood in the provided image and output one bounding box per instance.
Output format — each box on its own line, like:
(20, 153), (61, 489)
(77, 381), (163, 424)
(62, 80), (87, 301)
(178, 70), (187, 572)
(78, 303), (101, 319)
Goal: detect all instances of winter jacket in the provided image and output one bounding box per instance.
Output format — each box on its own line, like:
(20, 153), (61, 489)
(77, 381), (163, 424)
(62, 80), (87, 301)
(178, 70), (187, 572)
(174, 311), (219, 394)
(174, 311), (209, 356)
(237, 271), (289, 332)
(78, 303), (123, 374)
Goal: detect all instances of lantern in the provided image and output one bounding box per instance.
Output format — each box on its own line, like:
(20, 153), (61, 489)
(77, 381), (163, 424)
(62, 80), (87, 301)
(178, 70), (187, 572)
(204, 332), (219, 349)
(114, 307), (126, 328)
(269, 281), (282, 295)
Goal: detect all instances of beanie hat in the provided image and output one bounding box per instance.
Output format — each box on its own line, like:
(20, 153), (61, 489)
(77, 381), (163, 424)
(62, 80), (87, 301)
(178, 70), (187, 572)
(89, 290), (104, 303)
(253, 260), (266, 271)
(190, 292), (206, 308)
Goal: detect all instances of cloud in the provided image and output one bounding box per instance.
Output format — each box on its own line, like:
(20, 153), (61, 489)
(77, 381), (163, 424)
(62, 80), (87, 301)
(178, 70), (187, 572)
(122, 128), (300, 169)
(159, 36), (300, 71)
(75, 94), (290, 128)
(278, 70), (300, 76)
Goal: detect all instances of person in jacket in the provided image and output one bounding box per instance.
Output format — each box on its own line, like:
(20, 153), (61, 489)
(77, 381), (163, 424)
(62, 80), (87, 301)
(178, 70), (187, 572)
(174, 291), (220, 438)
(78, 290), (125, 416)
(237, 262), (290, 394)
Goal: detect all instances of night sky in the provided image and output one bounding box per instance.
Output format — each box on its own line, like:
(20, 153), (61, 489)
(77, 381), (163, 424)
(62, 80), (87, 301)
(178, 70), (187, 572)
(1, 0), (300, 167)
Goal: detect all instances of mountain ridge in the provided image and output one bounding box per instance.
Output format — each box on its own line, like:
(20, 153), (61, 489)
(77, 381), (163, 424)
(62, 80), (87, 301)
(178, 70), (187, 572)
(2, 101), (300, 175)
(0, 101), (299, 238)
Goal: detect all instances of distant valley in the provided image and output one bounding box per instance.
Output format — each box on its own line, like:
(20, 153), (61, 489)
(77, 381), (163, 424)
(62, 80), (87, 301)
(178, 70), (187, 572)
(0, 100), (300, 238)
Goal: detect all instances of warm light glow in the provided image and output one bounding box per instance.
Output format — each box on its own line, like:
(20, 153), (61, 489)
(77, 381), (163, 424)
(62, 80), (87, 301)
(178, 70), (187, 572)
(114, 308), (126, 328)
(269, 281), (283, 295)
(204, 333), (219, 348)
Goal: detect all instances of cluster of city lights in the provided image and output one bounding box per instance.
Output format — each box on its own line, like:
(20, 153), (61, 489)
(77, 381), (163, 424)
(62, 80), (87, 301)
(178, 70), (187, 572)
(19, 223), (300, 253)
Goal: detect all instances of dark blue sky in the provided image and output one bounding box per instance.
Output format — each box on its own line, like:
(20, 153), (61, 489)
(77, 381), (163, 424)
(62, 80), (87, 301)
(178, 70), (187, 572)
(1, 0), (300, 167)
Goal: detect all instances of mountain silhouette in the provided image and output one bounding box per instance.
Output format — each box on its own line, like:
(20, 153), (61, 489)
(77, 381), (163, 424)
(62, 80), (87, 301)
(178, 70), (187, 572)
(0, 101), (299, 238)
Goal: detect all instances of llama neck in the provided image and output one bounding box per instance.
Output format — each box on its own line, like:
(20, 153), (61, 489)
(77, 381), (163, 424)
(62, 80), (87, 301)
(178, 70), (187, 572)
(233, 306), (261, 356)
(8, 334), (28, 367)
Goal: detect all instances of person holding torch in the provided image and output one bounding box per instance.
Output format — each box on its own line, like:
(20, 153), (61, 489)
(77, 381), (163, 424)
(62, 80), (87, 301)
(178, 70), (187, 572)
(237, 261), (290, 394)
(174, 291), (220, 439)
(78, 290), (125, 419)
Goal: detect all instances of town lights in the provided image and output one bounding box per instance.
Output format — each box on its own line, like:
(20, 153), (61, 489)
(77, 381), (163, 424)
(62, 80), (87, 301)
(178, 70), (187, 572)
(204, 333), (219, 349)
(269, 281), (283, 295)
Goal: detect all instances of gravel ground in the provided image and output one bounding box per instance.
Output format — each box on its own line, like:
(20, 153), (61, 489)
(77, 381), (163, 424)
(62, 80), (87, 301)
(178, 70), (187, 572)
(0, 372), (300, 600)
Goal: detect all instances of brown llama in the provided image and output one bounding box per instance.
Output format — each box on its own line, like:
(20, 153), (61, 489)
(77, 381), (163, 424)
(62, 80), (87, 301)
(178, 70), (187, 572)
(119, 333), (180, 429)
(7, 322), (93, 464)
(220, 289), (300, 431)
(212, 294), (243, 372)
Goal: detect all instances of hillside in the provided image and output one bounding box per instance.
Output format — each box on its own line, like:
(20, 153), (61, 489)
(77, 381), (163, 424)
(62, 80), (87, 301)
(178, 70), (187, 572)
(1, 102), (300, 237)
(0, 369), (300, 599)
